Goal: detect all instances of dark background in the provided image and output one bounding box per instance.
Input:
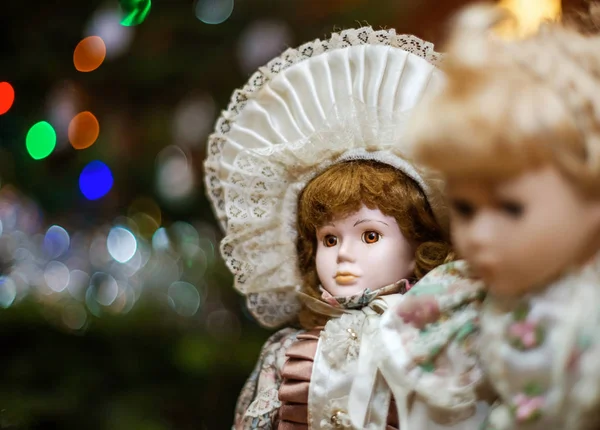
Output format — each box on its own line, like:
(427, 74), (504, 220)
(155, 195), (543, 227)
(0, 0), (588, 428)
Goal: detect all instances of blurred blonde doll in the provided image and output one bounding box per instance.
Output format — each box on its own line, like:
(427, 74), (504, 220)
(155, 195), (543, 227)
(380, 4), (600, 430)
(204, 27), (490, 429)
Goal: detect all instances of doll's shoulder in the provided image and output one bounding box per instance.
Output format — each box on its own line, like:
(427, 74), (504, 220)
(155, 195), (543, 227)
(409, 260), (486, 313)
(409, 260), (473, 295)
(256, 327), (303, 365)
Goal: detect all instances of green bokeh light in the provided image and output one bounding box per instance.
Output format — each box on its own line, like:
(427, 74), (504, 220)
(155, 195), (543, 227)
(119, 0), (151, 26)
(26, 121), (56, 160)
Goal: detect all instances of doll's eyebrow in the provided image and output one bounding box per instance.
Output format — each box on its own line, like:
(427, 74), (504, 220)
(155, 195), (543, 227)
(354, 219), (389, 227)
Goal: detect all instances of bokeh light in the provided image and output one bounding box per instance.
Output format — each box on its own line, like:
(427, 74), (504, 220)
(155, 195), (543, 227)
(85, 5), (135, 59)
(89, 233), (111, 268)
(194, 0), (234, 25)
(89, 272), (119, 307)
(152, 227), (170, 252)
(44, 261), (70, 292)
(73, 36), (107, 72)
(44, 225), (70, 259)
(496, 0), (561, 39)
(107, 226), (137, 263)
(0, 276), (17, 309)
(79, 160), (114, 200)
(119, 0), (152, 26)
(67, 269), (90, 301)
(0, 82), (15, 115)
(168, 281), (200, 317)
(26, 121), (56, 160)
(172, 94), (215, 148)
(46, 81), (84, 150)
(156, 146), (194, 203)
(68, 111), (100, 150)
(237, 20), (293, 74)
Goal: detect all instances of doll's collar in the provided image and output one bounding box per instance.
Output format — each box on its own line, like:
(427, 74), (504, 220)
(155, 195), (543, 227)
(297, 279), (411, 320)
(319, 279), (410, 310)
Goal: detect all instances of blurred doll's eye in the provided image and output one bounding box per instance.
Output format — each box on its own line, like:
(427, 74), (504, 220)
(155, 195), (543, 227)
(362, 231), (381, 244)
(451, 199), (475, 219)
(323, 235), (338, 247)
(500, 200), (524, 218)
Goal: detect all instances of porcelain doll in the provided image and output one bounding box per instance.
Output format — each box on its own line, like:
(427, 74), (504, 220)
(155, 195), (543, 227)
(204, 27), (491, 429)
(374, 4), (600, 430)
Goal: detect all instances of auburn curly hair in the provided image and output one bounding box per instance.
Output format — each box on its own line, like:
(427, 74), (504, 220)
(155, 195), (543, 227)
(296, 160), (453, 328)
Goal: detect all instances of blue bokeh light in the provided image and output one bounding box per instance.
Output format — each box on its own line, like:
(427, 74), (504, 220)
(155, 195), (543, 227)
(79, 160), (114, 200)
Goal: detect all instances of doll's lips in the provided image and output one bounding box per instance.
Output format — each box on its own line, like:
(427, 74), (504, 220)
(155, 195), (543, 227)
(334, 273), (359, 285)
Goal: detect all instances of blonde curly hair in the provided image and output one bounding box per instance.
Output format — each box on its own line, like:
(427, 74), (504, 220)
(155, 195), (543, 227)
(409, 2), (600, 199)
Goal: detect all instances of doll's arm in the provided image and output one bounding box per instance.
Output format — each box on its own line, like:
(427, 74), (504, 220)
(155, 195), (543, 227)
(233, 327), (299, 430)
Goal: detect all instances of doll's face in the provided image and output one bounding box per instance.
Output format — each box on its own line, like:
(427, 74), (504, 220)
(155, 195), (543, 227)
(315, 204), (415, 297)
(448, 165), (600, 297)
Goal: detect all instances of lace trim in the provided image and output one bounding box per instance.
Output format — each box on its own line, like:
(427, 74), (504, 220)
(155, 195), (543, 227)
(206, 27), (441, 232)
(245, 387), (281, 418)
(204, 27), (443, 328)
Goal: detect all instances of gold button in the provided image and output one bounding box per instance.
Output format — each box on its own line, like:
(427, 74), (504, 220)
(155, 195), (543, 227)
(330, 410), (346, 428)
(346, 328), (358, 340)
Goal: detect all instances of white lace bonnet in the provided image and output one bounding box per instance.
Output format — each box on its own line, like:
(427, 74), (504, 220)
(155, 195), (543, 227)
(204, 27), (448, 328)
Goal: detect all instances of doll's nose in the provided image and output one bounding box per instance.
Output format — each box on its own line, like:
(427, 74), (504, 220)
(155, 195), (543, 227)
(336, 240), (356, 263)
(461, 212), (496, 254)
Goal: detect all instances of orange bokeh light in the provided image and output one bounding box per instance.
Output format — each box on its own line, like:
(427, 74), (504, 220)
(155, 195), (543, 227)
(0, 82), (15, 115)
(68, 111), (100, 150)
(73, 36), (106, 72)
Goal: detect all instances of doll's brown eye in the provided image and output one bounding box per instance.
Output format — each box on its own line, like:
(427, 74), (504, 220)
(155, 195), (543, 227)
(451, 199), (475, 219)
(362, 231), (380, 244)
(500, 201), (524, 218)
(323, 235), (338, 247)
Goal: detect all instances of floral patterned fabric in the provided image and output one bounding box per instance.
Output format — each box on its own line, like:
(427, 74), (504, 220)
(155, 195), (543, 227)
(397, 258), (600, 430)
(378, 261), (490, 423)
(479, 255), (600, 430)
(320, 280), (410, 310)
(234, 328), (301, 429)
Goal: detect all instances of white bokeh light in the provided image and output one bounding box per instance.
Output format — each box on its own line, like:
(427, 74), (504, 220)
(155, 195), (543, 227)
(85, 5), (135, 59)
(44, 261), (70, 292)
(0, 276), (17, 309)
(89, 272), (119, 307)
(44, 225), (71, 259)
(194, 0), (234, 25)
(156, 146), (195, 202)
(107, 226), (137, 263)
(168, 281), (200, 317)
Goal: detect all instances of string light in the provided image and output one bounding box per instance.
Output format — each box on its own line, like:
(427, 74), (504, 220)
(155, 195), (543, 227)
(26, 121), (56, 160)
(495, 0), (561, 39)
(74, 36), (107, 72)
(0, 82), (15, 115)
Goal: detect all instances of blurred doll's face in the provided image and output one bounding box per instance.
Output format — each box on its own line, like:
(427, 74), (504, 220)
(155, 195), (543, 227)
(315, 205), (415, 297)
(448, 165), (600, 297)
